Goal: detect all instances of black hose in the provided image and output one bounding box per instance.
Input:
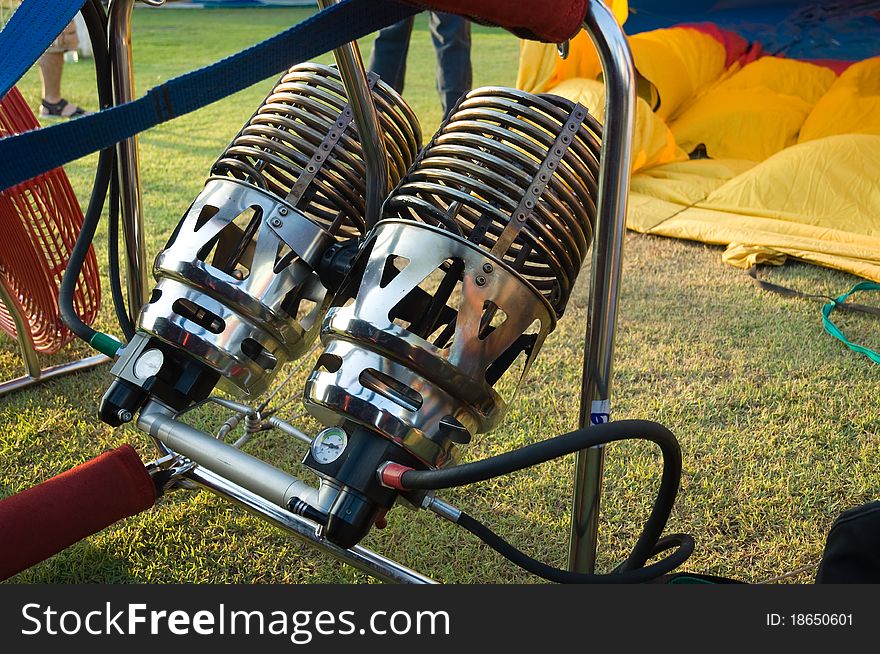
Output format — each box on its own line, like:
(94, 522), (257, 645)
(108, 171), (136, 340)
(58, 0), (116, 345)
(59, 145), (115, 344)
(457, 512), (694, 583)
(401, 419), (690, 578)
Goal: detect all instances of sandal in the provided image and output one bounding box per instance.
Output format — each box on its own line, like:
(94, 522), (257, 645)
(40, 98), (90, 119)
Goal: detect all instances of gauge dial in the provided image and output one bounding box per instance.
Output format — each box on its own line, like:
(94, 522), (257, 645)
(133, 348), (164, 379)
(311, 427), (348, 464)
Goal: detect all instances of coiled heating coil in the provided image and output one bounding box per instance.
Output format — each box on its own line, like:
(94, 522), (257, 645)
(383, 87), (601, 315)
(212, 63), (421, 238)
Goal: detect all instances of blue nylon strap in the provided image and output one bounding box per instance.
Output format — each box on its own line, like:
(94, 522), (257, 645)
(0, 0), (86, 99)
(0, 0), (419, 193)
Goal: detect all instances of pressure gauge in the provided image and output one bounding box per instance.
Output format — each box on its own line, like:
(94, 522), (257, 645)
(311, 427), (348, 464)
(133, 348), (164, 380)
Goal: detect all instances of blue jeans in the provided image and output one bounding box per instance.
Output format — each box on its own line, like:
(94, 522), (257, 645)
(367, 12), (472, 118)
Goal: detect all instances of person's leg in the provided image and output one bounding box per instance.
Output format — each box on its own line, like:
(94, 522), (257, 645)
(366, 16), (416, 94)
(38, 21), (88, 118)
(428, 12), (472, 118)
(38, 53), (88, 118)
(38, 52), (64, 104)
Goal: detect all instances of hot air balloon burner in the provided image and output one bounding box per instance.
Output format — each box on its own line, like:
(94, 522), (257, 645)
(301, 88), (602, 547)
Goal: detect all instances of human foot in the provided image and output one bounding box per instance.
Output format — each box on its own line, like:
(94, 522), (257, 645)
(39, 98), (90, 118)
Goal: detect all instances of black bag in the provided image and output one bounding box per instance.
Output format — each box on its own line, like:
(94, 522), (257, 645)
(815, 501), (880, 583)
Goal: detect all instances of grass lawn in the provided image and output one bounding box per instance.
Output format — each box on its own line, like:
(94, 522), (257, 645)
(2, 7), (878, 584)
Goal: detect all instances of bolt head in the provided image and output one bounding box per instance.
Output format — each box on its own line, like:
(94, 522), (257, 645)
(278, 207), (289, 216)
(475, 275), (487, 286)
(482, 263), (493, 273)
(117, 409), (133, 423)
(271, 217), (283, 227)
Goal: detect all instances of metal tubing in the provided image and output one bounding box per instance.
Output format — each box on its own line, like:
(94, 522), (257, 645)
(138, 403), (319, 508)
(567, 1), (636, 573)
(141, 406), (433, 583)
(185, 465), (436, 584)
(0, 354), (109, 397)
(423, 495), (462, 524)
(109, 0), (149, 324)
(267, 415), (313, 445)
(316, 0), (389, 228)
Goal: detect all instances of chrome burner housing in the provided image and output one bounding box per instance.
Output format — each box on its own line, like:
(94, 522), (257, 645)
(383, 87), (601, 316)
(139, 179), (329, 397)
(305, 220), (556, 467)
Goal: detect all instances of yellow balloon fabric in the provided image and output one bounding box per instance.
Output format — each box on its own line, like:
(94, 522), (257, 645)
(515, 16), (880, 282)
(627, 27), (730, 120)
(799, 57), (880, 143)
(627, 136), (880, 281)
(668, 58), (837, 161)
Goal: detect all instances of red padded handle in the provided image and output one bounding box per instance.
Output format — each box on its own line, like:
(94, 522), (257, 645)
(0, 445), (156, 580)
(408, 0), (588, 42)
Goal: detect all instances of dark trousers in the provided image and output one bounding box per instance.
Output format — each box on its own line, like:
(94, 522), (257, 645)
(367, 12), (472, 118)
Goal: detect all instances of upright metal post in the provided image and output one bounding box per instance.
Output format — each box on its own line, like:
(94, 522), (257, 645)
(567, 0), (636, 573)
(316, 0), (390, 227)
(109, 0), (151, 324)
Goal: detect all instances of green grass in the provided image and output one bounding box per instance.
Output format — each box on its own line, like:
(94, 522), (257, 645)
(2, 8), (879, 584)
